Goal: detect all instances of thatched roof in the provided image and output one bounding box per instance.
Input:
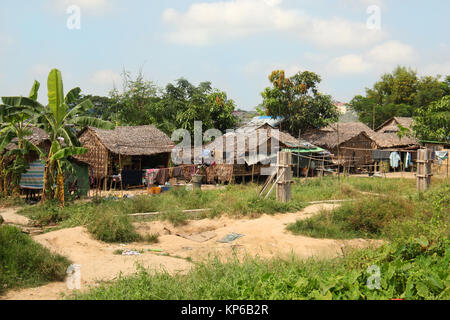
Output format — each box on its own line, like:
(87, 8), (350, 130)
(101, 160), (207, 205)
(205, 125), (300, 155)
(5, 127), (50, 151)
(302, 122), (375, 149)
(369, 132), (419, 149)
(302, 121), (420, 149)
(376, 117), (414, 133)
(85, 125), (175, 156)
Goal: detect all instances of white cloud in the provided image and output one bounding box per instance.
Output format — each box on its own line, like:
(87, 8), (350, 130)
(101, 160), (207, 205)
(162, 0), (385, 47)
(421, 62), (450, 77)
(367, 40), (416, 64)
(90, 70), (121, 88)
(329, 54), (371, 74)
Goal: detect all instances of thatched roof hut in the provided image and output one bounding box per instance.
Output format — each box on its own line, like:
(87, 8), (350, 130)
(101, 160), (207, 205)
(372, 117), (419, 149)
(4, 127), (50, 152)
(76, 126), (175, 180)
(205, 124), (300, 165)
(302, 122), (378, 167)
(84, 126), (174, 156)
(376, 117), (414, 133)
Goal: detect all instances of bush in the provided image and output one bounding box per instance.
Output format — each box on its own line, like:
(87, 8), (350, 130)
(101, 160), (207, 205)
(72, 237), (449, 300)
(288, 196), (415, 239)
(0, 226), (71, 295)
(87, 211), (141, 243)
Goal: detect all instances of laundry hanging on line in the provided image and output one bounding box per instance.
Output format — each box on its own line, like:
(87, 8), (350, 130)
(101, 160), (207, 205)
(389, 152), (401, 169)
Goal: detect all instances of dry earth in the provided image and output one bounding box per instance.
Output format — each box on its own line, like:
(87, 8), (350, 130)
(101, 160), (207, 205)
(2, 203), (382, 300)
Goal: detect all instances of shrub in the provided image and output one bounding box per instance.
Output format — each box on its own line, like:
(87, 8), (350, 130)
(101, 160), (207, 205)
(288, 196), (415, 239)
(87, 211), (141, 243)
(72, 237), (449, 300)
(0, 226), (70, 295)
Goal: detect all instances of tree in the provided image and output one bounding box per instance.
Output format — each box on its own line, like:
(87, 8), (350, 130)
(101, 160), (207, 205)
(261, 70), (339, 136)
(413, 96), (450, 143)
(152, 78), (237, 137)
(69, 94), (119, 123)
(350, 66), (449, 128)
(37, 69), (114, 206)
(109, 70), (160, 126)
(0, 81), (44, 195)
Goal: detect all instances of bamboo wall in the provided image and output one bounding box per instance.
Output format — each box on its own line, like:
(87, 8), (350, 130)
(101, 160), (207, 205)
(76, 129), (109, 179)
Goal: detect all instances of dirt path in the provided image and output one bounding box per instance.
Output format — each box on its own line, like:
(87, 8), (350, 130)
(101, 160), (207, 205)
(1, 207), (31, 226)
(2, 204), (382, 300)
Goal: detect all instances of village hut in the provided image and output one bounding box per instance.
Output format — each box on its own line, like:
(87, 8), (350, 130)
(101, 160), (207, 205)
(203, 122), (300, 183)
(371, 117), (420, 149)
(302, 122), (378, 171)
(76, 125), (175, 188)
(3, 127), (51, 162)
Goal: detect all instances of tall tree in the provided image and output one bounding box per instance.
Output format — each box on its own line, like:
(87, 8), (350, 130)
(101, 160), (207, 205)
(413, 96), (450, 143)
(350, 66), (449, 128)
(109, 70), (160, 126)
(261, 70), (339, 136)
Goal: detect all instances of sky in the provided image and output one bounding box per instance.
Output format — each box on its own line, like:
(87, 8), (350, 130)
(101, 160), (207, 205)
(0, 0), (449, 110)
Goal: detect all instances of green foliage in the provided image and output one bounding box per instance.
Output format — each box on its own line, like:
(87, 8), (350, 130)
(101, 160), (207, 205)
(413, 95), (450, 142)
(261, 70), (339, 135)
(106, 71), (238, 137)
(72, 237), (449, 300)
(87, 211), (141, 243)
(349, 66), (449, 128)
(0, 225), (70, 295)
(287, 196), (415, 239)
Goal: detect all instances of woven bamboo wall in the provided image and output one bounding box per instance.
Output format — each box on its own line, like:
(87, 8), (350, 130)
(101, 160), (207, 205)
(76, 129), (109, 179)
(335, 134), (376, 166)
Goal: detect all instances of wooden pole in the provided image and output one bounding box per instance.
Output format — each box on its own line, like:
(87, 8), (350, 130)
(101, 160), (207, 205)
(417, 149), (432, 192)
(276, 151), (292, 203)
(251, 165), (255, 183)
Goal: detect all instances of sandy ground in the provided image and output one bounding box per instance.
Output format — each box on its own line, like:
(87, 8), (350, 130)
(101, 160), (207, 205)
(2, 203), (382, 300)
(0, 207), (31, 226)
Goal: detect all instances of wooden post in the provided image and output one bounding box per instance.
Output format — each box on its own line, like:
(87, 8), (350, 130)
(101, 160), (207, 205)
(306, 155), (312, 179)
(251, 165), (255, 183)
(417, 149), (432, 192)
(276, 151), (292, 203)
(297, 153), (300, 178)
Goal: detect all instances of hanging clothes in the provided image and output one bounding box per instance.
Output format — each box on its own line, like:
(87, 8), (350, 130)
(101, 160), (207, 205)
(172, 167), (183, 178)
(435, 151), (449, 165)
(155, 168), (169, 185)
(145, 169), (159, 186)
(404, 152), (413, 169)
(389, 152), (401, 168)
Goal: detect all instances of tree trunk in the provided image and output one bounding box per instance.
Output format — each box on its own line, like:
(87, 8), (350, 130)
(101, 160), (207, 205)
(56, 172), (64, 208)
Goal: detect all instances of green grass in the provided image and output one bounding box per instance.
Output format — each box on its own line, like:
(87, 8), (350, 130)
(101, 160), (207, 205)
(71, 178), (449, 300)
(72, 237), (449, 300)
(287, 196), (415, 239)
(287, 182), (449, 241)
(0, 196), (25, 209)
(0, 225), (71, 295)
(14, 177), (421, 243)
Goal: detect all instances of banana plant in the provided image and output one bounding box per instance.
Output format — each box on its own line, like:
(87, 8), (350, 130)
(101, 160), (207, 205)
(38, 69), (114, 206)
(0, 81), (45, 195)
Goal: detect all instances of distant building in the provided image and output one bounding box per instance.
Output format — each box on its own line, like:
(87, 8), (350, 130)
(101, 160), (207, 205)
(333, 101), (348, 115)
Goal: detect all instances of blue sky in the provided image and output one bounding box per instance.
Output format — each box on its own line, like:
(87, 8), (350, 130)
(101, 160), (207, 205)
(0, 0), (449, 110)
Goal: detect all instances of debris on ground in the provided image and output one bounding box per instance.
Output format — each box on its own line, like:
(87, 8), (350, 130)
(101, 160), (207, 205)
(217, 232), (245, 244)
(122, 250), (142, 256)
(0, 215), (4, 225)
(176, 231), (217, 243)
